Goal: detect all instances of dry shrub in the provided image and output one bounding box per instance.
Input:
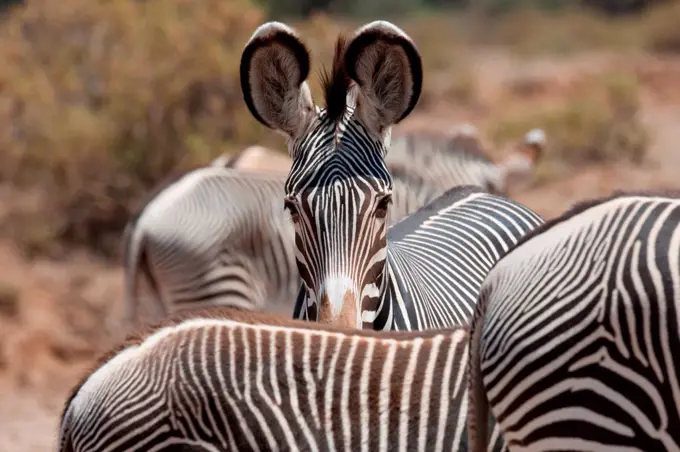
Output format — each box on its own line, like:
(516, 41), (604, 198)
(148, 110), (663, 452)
(641, 0), (680, 54)
(0, 0), (271, 257)
(484, 8), (644, 55)
(480, 2), (680, 56)
(487, 72), (649, 182)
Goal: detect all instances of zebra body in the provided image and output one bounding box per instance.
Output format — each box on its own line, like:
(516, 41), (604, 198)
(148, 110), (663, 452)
(238, 20), (544, 329)
(386, 126), (545, 196)
(123, 169), (298, 322)
(58, 308), (505, 452)
(468, 191), (680, 451)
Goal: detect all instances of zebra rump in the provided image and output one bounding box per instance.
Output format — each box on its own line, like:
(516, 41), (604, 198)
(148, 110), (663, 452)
(468, 190), (680, 451)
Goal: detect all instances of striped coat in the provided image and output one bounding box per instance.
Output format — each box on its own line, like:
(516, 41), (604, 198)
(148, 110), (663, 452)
(58, 307), (504, 451)
(468, 191), (680, 451)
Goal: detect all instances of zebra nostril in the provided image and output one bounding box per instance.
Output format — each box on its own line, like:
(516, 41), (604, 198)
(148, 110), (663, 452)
(318, 284), (358, 328)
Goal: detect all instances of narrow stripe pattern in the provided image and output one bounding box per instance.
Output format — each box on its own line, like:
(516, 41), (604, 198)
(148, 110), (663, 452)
(380, 188), (545, 331)
(123, 168), (300, 321)
(57, 316), (506, 452)
(284, 109), (394, 326)
(470, 193), (680, 450)
(293, 179), (545, 331)
(387, 132), (506, 194)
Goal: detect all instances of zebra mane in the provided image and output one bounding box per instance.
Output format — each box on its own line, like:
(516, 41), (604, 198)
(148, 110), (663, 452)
(320, 35), (351, 123)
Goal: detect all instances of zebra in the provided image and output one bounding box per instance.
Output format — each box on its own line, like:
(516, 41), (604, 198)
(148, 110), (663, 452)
(57, 306), (505, 452)
(467, 190), (680, 451)
(239, 20), (545, 330)
(122, 166), (440, 326)
(121, 23), (545, 328)
(386, 126), (546, 195)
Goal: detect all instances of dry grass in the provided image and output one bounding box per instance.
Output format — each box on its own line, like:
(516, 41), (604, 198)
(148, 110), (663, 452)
(486, 72), (649, 182)
(0, 0), (271, 256)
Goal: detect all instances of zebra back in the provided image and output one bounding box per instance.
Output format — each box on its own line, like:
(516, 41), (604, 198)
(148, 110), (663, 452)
(468, 190), (680, 451)
(387, 126), (546, 196)
(382, 185), (545, 330)
(59, 306), (506, 452)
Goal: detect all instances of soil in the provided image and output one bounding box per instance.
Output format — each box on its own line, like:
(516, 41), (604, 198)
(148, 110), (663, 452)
(0, 49), (678, 452)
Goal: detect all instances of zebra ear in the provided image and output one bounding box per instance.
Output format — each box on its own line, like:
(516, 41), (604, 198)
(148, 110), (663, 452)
(240, 22), (316, 140)
(344, 21), (423, 136)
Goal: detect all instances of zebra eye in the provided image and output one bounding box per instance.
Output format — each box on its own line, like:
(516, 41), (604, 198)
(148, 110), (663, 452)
(375, 196), (391, 219)
(284, 200), (299, 221)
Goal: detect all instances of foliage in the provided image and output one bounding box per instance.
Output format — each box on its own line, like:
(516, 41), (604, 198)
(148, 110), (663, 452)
(487, 72), (649, 182)
(0, 0), (271, 256)
(640, 0), (680, 54)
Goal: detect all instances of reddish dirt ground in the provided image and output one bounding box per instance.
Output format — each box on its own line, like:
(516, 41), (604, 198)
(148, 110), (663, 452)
(0, 49), (678, 451)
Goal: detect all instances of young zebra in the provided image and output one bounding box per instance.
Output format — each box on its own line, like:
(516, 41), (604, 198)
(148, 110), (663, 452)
(468, 191), (680, 451)
(57, 307), (506, 451)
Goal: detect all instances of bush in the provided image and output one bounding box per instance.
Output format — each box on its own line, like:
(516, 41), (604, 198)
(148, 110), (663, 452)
(641, 0), (680, 53)
(487, 72), (649, 182)
(485, 7), (644, 54)
(0, 0), (274, 257)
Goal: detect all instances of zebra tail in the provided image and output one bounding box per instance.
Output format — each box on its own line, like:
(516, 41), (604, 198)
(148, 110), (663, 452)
(468, 290), (491, 452)
(122, 221), (167, 327)
(121, 221), (143, 327)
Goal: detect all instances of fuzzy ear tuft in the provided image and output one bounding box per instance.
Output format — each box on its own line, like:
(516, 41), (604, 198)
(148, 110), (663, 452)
(344, 21), (423, 135)
(240, 22), (315, 139)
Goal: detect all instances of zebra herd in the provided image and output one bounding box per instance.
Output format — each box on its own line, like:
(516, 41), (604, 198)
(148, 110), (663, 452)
(56, 20), (680, 452)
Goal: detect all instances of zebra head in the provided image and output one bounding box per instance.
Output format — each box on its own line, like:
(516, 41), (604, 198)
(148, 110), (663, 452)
(240, 21), (422, 328)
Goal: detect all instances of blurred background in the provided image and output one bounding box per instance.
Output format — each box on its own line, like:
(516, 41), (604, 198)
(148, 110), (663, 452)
(0, 0), (678, 449)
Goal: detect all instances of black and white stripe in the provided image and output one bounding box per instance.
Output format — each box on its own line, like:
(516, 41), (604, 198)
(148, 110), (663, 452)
(387, 126), (545, 196)
(291, 184), (544, 331)
(377, 185), (544, 331)
(57, 308), (505, 452)
(122, 165), (439, 326)
(468, 191), (680, 451)
(122, 168), (300, 324)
